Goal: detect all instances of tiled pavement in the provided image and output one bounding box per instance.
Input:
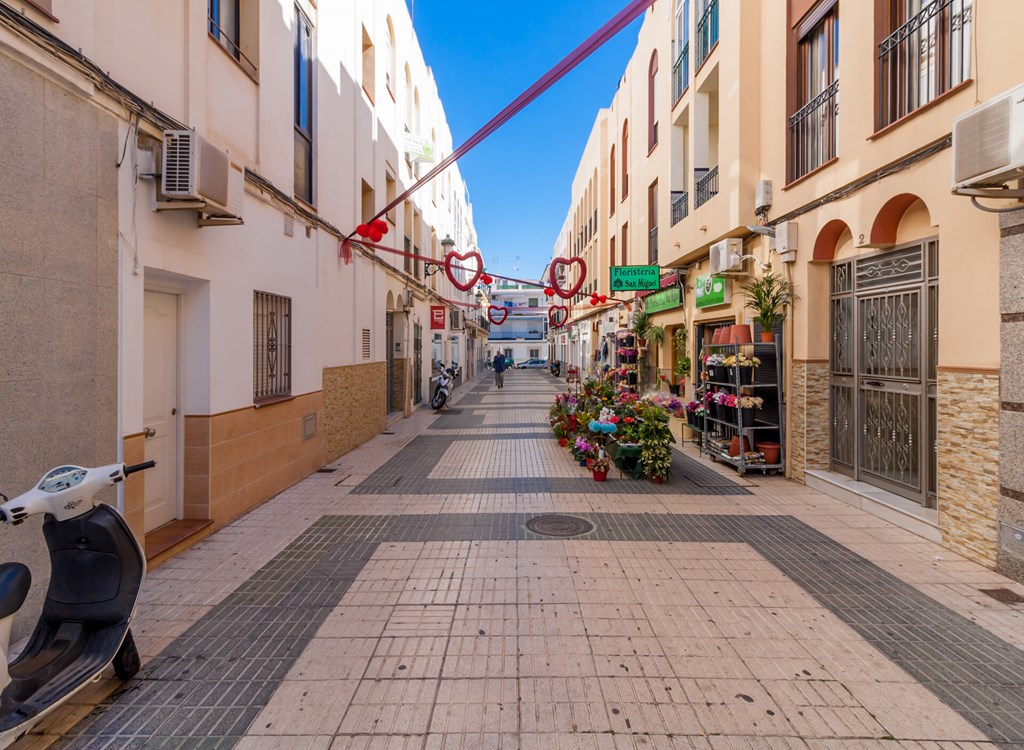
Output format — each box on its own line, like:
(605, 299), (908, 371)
(16, 371), (1024, 749)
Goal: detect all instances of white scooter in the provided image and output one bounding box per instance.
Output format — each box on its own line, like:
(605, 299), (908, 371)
(431, 362), (460, 410)
(0, 459), (154, 748)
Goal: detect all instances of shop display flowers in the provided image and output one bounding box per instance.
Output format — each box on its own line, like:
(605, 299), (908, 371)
(591, 455), (611, 481)
(617, 347), (638, 357)
(572, 436), (598, 463)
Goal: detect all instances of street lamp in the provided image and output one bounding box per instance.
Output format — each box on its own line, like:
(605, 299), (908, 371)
(441, 235), (455, 254)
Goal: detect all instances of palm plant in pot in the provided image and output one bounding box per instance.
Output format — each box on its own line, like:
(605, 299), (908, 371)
(741, 273), (795, 343)
(631, 310), (652, 346)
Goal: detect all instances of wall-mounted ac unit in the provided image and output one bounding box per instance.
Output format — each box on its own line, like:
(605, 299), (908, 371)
(708, 238), (743, 275)
(952, 84), (1024, 189)
(160, 130), (244, 221)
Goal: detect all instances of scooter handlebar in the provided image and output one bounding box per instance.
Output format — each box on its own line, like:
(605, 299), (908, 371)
(123, 460), (156, 476)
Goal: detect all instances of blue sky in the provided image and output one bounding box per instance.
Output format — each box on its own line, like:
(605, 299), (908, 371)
(407, 1), (644, 282)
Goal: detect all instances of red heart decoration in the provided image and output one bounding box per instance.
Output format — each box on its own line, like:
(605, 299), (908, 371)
(549, 305), (568, 328)
(550, 256), (587, 299)
(488, 305), (508, 325)
(444, 250), (484, 292)
(544, 287), (556, 297)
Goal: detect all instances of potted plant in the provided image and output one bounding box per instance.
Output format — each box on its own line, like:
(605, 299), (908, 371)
(631, 310), (652, 346)
(636, 403), (674, 483)
(646, 324), (665, 348)
(591, 455), (611, 481)
(737, 395), (764, 427)
(673, 356), (691, 390)
(742, 273), (795, 343)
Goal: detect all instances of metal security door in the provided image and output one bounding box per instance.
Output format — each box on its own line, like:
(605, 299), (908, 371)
(386, 312), (395, 414)
(830, 241), (937, 507)
(413, 323), (423, 405)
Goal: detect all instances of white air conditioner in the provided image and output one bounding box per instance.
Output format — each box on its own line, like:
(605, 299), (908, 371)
(708, 238), (743, 275)
(775, 221), (798, 263)
(161, 130), (244, 220)
(952, 84), (1024, 189)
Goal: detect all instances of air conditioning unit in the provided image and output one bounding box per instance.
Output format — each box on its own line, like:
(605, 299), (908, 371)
(952, 84), (1024, 189)
(160, 130), (244, 220)
(775, 221), (798, 263)
(708, 238), (743, 275)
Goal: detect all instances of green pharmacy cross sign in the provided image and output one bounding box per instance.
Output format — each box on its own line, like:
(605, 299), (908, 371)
(609, 265), (660, 292)
(695, 274), (731, 308)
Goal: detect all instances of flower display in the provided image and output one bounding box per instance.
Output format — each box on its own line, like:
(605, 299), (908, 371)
(737, 395), (764, 409)
(724, 354), (761, 367)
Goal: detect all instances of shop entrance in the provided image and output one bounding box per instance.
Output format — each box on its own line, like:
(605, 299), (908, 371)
(829, 241), (938, 506)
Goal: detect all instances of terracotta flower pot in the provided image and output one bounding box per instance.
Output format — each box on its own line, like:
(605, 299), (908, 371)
(593, 469), (608, 482)
(730, 324), (753, 345)
(759, 441), (781, 465)
(729, 435), (751, 457)
(711, 328), (724, 345)
(760, 330), (775, 343)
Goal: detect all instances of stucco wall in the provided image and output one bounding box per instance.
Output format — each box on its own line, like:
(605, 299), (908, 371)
(0, 52), (120, 641)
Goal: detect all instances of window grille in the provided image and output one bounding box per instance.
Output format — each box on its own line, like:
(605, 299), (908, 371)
(254, 291), (292, 401)
(362, 328), (371, 360)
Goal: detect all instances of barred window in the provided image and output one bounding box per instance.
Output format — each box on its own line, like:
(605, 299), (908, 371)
(254, 291), (292, 401)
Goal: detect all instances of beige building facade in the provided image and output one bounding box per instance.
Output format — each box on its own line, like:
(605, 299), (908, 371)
(0, 0), (485, 636)
(554, 0), (1023, 578)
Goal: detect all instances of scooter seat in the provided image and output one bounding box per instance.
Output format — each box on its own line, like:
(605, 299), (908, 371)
(0, 563), (30, 619)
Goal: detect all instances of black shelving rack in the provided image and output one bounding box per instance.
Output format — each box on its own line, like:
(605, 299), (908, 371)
(614, 331), (640, 393)
(697, 339), (785, 475)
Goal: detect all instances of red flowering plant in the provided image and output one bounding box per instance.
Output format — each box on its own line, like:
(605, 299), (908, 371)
(615, 415), (642, 445)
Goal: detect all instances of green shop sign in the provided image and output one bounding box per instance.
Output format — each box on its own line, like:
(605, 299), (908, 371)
(644, 286), (682, 314)
(610, 265), (660, 291)
(695, 274), (731, 308)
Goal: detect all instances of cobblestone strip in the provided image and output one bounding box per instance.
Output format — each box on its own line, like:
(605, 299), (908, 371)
(58, 513), (1024, 747)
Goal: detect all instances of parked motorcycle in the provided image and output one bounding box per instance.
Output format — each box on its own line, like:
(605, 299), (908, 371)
(0, 459), (155, 748)
(431, 363), (460, 410)
(550, 360), (561, 377)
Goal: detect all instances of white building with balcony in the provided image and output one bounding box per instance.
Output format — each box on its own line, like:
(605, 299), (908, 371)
(485, 281), (550, 366)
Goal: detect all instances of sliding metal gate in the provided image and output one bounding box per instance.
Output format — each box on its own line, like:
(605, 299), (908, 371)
(830, 241), (938, 507)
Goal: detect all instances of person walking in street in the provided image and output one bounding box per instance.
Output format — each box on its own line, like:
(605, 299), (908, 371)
(493, 352), (507, 389)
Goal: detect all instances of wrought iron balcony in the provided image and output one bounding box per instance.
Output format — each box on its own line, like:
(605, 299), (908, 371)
(672, 43), (690, 104)
(671, 190), (689, 226)
(694, 166), (719, 209)
(696, 0), (719, 69)
(788, 80), (839, 183)
(878, 0), (972, 129)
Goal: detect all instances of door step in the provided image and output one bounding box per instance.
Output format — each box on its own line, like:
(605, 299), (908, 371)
(145, 519), (214, 567)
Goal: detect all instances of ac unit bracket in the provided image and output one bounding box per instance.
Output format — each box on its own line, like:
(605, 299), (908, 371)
(155, 200), (207, 211)
(198, 214), (245, 227)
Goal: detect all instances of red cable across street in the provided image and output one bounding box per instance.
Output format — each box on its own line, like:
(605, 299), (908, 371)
(355, 0), (655, 237)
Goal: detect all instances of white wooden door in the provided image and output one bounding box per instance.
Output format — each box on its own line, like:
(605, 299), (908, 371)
(143, 291), (179, 532)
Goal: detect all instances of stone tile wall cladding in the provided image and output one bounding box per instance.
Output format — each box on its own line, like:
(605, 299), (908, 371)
(999, 207), (1024, 582)
(184, 393), (325, 528)
(789, 360), (829, 482)
(121, 434), (147, 540)
(323, 361), (388, 461)
(0, 53), (120, 641)
(937, 371), (1001, 568)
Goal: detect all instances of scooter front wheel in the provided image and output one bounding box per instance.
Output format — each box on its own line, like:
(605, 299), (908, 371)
(112, 629), (141, 680)
(431, 391), (447, 410)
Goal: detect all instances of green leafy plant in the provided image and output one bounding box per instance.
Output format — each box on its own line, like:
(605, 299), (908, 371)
(635, 404), (674, 479)
(631, 310), (652, 340)
(646, 325), (665, 347)
(741, 273), (796, 331)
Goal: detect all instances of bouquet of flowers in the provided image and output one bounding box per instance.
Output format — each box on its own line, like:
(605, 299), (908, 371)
(572, 436), (597, 461)
(617, 347), (638, 357)
(615, 416), (641, 444)
(703, 353), (727, 367)
(738, 395), (764, 409)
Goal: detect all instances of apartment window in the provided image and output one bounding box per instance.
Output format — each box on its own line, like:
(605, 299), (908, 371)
(648, 180), (659, 264)
(209, 0), (258, 77)
(530, 349), (540, 359)
(621, 120), (629, 199)
(529, 298), (539, 307)
(362, 27), (375, 104)
(789, 1), (839, 182)
(610, 236), (617, 267)
(609, 145), (616, 209)
(648, 50), (659, 151)
(673, 0), (691, 103)
(385, 17), (396, 96)
(696, 0), (719, 68)
(386, 172), (397, 226)
(621, 222), (629, 264)
(878, 0), (972, 129)
(294, 7), (314, 203)
(254, 291), (292, 402)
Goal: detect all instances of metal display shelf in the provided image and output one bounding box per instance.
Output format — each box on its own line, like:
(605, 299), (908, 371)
(696, 338), (786, 476)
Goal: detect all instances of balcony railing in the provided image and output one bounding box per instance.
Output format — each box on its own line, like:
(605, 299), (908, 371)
(672, 43), (690, 105)
(671, 190), (689, 226)
(788, 80), (839, 183)
(878, 0), (972, 129)
(649, 226), (659, 264)
(694, 166), (719, 209)
(696, 0), (719, 70)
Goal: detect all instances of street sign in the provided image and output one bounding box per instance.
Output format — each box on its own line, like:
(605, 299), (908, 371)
(695, 274), (731, 308)
(609, 265), (660, 292)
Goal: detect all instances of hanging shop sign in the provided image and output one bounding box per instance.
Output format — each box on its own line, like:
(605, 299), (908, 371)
(644, 286), (682, 314)
(695, 274), (731, 309)
(403, 132), (435, 163)
(609, 265), (660, 292)
(430, 305), (447, 329)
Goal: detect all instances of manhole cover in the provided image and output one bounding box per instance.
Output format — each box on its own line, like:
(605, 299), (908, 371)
(980, 588), (1024, 605)
(526, 514), (594, 537)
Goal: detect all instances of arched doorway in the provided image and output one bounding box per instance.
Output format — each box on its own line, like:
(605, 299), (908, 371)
(827, 199), (938, 507)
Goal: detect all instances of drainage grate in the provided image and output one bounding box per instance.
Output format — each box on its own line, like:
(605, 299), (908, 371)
(980, 588), (1024, 605)
(526, 514), (595, 537)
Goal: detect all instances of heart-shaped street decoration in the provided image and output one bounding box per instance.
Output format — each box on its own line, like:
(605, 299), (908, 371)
(488, 305), (509, 326)
(549, 305), (569, 328)
(550, 256), (587, 299)
(444, 250), (484, 292)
